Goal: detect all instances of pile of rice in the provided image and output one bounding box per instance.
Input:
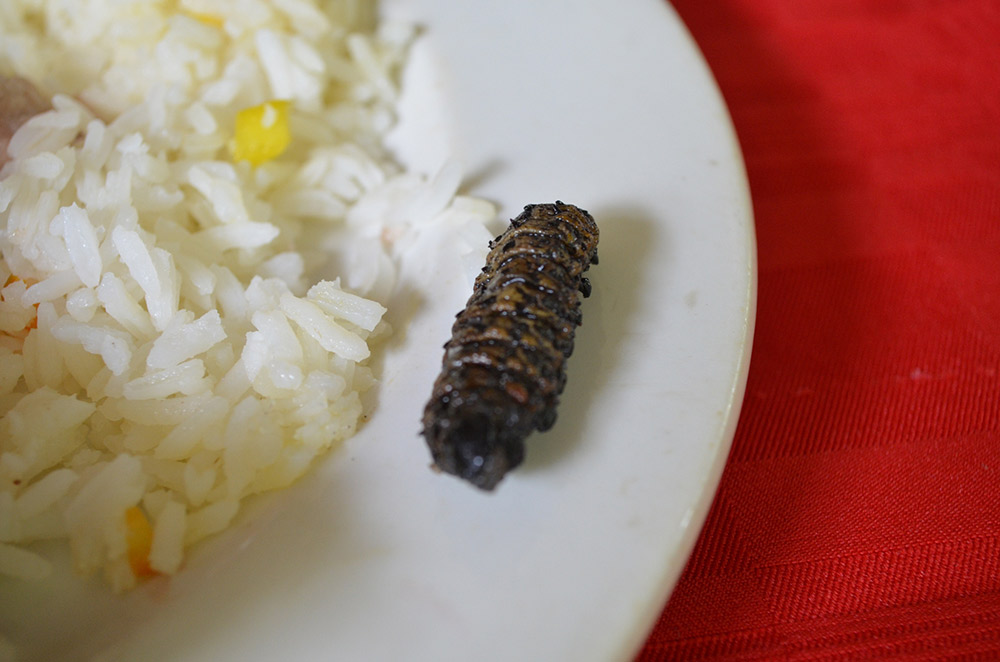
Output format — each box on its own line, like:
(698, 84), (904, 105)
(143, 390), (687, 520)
(0, 0), (494, 590)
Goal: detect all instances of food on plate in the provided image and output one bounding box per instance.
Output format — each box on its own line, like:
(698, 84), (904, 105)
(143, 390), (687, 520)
(0, 0), (494, 589)
(421, 202), (599, 490)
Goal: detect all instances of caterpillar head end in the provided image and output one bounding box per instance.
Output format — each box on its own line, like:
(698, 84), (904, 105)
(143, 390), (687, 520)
(423, 413), (525, 491)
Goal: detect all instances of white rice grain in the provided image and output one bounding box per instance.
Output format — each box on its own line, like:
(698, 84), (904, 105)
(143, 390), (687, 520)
(0, 541), (52, 580)
(308, 279), (386, 332)
(50, 317), (134, 376)
(187, 165), (251, 225)
(7, 107), (85, 160)
(196, 221), (280, 251)
(101, 392), (214, 427)
(0, 351), (24, 395)
(149, 499), (186, 574)
(66, 286), (99, 322)
(53, 204), (103, 288)
(122, 359), (209, 400)
(146, 310), (226, 369)
(97, 272), (156, 339)
(15, 468), (78, 519)
(22, 269), (81, 305)
(111, 226), (170, 326)
(279, 293), (370, 361)
(184, 498), (239, 547)
(155, 395), (229, 460)
(21, 152), (65, 180)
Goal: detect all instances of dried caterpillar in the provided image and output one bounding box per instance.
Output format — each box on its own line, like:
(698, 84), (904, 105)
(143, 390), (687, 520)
(421, 202), (599, 490)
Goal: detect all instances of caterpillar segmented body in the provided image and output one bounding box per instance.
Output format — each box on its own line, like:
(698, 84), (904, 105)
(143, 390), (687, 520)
(421, 202), (599, 490)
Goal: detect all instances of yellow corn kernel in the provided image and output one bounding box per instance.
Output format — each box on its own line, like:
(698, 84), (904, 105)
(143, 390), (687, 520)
(229, 100), (292, 167)
(125, 506), (157, 579)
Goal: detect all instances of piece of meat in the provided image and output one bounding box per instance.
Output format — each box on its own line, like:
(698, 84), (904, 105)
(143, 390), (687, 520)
(0, 76), (51, 168)
(421, 202), (599, 490)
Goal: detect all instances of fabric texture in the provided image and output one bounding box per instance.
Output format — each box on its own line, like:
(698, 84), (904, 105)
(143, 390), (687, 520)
(637, 1), (1000, 659)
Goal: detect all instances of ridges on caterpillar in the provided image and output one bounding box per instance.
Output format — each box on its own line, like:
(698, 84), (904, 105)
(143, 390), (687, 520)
(420, 202), (599, 490)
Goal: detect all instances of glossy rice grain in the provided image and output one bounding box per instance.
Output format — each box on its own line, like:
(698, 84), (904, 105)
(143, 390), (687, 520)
(421, 202), (599, 490)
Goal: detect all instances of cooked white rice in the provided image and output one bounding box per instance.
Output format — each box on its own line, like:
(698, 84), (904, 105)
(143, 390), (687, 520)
(0, 0), (495, 590)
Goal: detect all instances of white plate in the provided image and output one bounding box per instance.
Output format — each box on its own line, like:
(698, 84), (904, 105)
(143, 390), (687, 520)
(1, 1), (755, 660)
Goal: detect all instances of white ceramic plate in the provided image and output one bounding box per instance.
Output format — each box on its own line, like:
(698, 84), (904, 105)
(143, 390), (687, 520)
(2, 1), (755, 660)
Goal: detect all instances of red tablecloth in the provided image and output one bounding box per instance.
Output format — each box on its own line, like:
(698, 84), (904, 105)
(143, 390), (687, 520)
(638, 1), (1000, 659)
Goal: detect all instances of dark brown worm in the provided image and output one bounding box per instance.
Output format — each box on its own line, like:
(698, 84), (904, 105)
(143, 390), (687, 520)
(420, 202), (599, 490)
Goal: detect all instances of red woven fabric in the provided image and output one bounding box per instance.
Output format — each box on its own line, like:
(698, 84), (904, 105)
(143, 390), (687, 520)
(638, 1), (1000, 659)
